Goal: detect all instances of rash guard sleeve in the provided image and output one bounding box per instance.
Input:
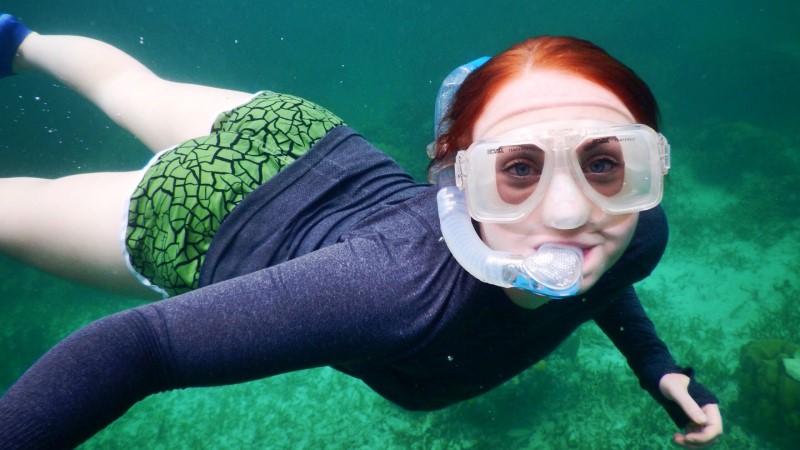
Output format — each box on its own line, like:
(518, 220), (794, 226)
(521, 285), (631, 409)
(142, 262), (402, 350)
(0, 232), (438, 449)
(593, 286), (719, 428)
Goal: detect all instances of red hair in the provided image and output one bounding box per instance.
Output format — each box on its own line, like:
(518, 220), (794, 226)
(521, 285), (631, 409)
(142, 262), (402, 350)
(432, 36), (660, 175)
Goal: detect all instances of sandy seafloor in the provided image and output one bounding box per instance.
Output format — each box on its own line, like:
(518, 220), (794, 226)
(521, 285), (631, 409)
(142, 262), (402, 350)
(1, 1), (798, 449)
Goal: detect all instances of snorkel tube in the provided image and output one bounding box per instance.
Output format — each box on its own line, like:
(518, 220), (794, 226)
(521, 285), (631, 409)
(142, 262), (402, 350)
(433, 58), (582, 298)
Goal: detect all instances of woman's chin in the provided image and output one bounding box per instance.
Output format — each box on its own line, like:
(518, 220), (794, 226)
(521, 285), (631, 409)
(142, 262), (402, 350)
(577, 264), (604, 294)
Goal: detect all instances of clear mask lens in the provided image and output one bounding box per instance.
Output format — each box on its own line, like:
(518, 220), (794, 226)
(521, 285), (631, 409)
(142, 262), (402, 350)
(456, 124), (669, 222)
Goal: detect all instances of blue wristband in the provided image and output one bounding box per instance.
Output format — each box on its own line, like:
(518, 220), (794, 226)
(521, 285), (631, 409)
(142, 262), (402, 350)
(1, 14), (32, 78)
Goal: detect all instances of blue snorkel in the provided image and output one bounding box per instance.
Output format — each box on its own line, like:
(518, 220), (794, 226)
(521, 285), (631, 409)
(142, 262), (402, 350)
(433, 56), (491, 141)
(432, 57), (583, 298)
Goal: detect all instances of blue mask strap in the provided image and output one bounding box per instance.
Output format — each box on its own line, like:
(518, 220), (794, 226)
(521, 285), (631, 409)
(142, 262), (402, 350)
(433, 56), (491, 140)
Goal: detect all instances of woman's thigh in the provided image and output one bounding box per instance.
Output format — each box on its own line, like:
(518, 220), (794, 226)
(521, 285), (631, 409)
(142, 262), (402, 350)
(0, 171), (161, 299)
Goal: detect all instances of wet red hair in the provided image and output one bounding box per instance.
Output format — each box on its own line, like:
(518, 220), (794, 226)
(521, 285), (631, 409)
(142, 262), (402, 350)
(432, 36), (660, 175)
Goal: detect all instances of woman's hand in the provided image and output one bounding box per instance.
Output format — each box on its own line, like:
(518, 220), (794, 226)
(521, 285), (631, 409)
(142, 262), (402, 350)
(659, 373), (723, 448)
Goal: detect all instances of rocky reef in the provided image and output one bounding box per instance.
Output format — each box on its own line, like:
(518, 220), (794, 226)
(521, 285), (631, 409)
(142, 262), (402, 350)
(734, 339), (800, 449)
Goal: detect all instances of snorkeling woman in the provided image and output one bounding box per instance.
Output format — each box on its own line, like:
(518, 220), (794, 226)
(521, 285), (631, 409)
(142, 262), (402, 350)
(0, 14), (721, 449)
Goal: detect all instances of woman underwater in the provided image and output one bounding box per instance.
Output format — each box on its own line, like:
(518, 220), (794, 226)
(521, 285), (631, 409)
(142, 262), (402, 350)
(0, 13), (721, 449)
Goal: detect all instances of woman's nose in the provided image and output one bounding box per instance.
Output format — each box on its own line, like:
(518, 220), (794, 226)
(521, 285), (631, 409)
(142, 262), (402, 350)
(538, 170), (592, 230)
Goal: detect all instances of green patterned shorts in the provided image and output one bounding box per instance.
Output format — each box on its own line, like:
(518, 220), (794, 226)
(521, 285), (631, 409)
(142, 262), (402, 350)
(125, 91), (344, 296)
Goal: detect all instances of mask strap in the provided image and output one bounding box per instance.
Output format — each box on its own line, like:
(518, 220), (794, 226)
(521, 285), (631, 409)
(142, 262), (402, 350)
(433, 56), (491, 142)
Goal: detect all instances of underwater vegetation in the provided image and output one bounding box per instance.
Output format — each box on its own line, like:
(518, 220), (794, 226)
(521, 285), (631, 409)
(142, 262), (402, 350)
(734, 339), (800, 450)
(743, 279), (800, 345)
(730, 280), (800, 450)
(665, 121), (800, 248)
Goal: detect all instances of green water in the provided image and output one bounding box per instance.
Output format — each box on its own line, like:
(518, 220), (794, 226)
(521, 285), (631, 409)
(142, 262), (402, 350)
(1, 1), (798, 449)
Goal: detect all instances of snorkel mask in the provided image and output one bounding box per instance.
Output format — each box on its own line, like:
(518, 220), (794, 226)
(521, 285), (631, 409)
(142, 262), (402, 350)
(433, 57), (670, 298)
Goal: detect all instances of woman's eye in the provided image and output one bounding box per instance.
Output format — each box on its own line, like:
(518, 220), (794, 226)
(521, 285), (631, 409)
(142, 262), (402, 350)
(506, 162), (534, 177)
(585, 157), (618, 174)
(495, 145), (544, 185)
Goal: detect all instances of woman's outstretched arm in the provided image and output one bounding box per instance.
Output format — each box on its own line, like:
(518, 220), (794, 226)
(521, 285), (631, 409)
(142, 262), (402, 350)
(0, 235), (427, 449)
(593, 286), (722, 447)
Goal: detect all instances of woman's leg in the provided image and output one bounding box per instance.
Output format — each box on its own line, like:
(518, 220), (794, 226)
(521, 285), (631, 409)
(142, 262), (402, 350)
(14, 32), (253, 152)
(0, 171), (162, 299)
(1, 18), (255, 297)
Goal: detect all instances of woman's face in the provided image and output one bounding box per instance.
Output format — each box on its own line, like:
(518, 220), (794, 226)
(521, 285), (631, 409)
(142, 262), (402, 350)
(472, 70), (640, 297)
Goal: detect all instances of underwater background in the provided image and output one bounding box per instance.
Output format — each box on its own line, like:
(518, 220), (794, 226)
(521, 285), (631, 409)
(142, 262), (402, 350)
(1, 0), (798, 448)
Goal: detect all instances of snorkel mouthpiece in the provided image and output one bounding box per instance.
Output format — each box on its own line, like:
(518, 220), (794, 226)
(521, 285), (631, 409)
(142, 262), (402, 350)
(437, 185), (582, 299)
(512, 244), (582, 297)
